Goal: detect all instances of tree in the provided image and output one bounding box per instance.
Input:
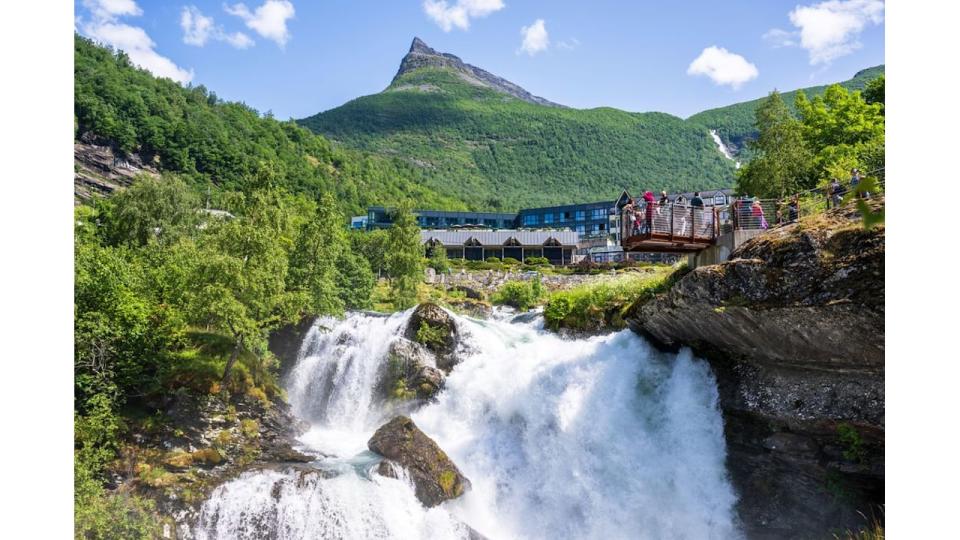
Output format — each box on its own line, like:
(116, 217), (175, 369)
(289, 192), (347, 315)
(427, 242), (450, 273)
(385, 201), (424, 309)
(794, 85), (884, 182)
(735, 91), (813, 198)
(101, 175), (200, 247)
(862, 75), (885, 111)
(189, 203), (308, 389)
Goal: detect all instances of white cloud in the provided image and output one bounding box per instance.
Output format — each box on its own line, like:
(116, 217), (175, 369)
(687, 46), (759, 89)
(519, 19), (549, 56)
(422, 0), (504, 32)
(181, 6), (254, 49)
(780, 0), (885, 65)
(225, 0), (295, 48)
(80, 0), (193, 83)
(82, 0), (142, 19)
(85, 22), (194, 82)
(762, 28), (797, 48)
(557, 37), (580, 51)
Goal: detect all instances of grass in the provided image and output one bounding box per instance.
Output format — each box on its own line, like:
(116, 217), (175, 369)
(543, 266), (678, 332)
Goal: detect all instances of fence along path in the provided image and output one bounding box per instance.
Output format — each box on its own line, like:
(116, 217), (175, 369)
(621, 168), (884, 252)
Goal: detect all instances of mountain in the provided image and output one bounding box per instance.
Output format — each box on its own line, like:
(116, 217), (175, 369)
(73, 35), (465, 215)
(299, 38), (739, 211)
(688, 65), (885, 156)
(396, 37), (562, 108)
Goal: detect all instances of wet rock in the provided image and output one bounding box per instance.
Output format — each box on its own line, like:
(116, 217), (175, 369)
(448, 284), (485, 301)
(404, 303), (462, 372)
(382, 338), (446, 401)
(628, 200), (885, 538)
(368, 416), (471, 507)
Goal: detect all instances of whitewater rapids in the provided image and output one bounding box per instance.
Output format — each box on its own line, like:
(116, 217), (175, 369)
(194, 309), (741, 540)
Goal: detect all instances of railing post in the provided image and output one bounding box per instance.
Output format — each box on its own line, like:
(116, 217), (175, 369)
(690, 206), (695, 243)
(669, 204), (674, 242)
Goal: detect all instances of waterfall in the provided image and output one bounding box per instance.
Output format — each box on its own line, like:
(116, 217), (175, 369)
(710, 129), (741, 169)
(195, 309), (741, 540)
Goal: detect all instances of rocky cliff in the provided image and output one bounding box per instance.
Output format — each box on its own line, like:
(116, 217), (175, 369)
(629, 201), (884, 538)
(391, 37), (562, 108)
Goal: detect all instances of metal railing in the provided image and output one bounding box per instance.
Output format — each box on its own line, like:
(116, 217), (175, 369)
(621, 203), (720, 244)
(620, 168), (885, 245)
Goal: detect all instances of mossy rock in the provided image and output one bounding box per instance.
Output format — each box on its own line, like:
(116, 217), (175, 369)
(368, 416), (471, 507)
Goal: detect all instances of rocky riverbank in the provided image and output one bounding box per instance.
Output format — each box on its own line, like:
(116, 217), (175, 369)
(628, 200), (885, 538)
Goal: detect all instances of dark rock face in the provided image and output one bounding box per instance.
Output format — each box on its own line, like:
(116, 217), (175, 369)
(404, 303), (463, 373)
(629, 203), (884, 539)
(393, 37), (563, 108)
(268, 316), (317, 378)
(368, 416), (471, 508)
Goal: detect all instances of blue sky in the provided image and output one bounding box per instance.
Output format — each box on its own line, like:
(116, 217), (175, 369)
(75, 0), (885, 119)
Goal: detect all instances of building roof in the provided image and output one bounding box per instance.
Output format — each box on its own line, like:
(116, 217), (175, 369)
(421, 229), (579, 246)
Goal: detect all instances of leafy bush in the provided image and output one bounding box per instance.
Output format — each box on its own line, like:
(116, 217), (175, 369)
(524, 256), (550, 266)
(492, 277), (543, 310)
(501, 257), (520, 266)
(415, 321), (447, 348)
(485, 257), (501, 263)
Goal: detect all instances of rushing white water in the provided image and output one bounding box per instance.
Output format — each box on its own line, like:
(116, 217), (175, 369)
(196, 309), (741, 540)
(710, 129), (741, 169)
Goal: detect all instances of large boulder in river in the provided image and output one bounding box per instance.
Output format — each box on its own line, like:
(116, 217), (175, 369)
(368, 416), (471, 507)
(404, 303), (461, 372)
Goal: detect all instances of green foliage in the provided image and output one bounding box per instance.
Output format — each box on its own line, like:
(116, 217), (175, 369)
(501, 257), (520, 266)
(794, 84), (885, 182)
(100, 175), (200, 247)
(485, 257), (501, 264)
(300, 67), (737, 210)
(427, 244), (451, 273)
(492, 277), (544, 311)
(862, 75), (884, 110)
(837, 423), (867, 464)
(385, 201), (424, 309)
(74, 34), (462, 215)
(75, 394), (159, 539)
(415, 321), (447, 348)
(543, 269), (675, 331)
(524, 256), (550, 266)
(735, 91), (814, 198)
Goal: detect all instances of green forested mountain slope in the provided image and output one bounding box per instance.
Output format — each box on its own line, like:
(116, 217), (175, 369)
(299, 41), (738, 211)
(74, 35), (466, 215)
(687, 65), (885, 155)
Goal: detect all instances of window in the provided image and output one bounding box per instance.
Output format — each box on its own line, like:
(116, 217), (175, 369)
(484, 219), (498, 228)
(591, 208), (606, 220)
(544, 213), (554, 224)
(523, 214), (538, 226)
(575, 210), (585, 221)
(599, 223), (606, 231)
(563, 211), (572, 220)
(575, 224), (585, 234)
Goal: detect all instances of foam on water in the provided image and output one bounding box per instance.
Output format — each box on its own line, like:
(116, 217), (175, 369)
(195, 309), (741, 540)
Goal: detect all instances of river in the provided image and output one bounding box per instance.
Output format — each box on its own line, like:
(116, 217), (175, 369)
(194, 308), (741, 539)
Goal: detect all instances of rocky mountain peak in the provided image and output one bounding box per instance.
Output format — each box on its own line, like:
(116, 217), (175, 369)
(392, 37), (563, 108)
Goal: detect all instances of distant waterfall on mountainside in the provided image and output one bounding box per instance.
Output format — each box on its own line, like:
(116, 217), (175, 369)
(195, 309), (741, 540)
(710, 130), (741, 169)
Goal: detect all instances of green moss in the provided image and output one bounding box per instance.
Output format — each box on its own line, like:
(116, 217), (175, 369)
(438, 470), (457, 496)
(240, 419), (260, 439)
(391, 379), (417, 401)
